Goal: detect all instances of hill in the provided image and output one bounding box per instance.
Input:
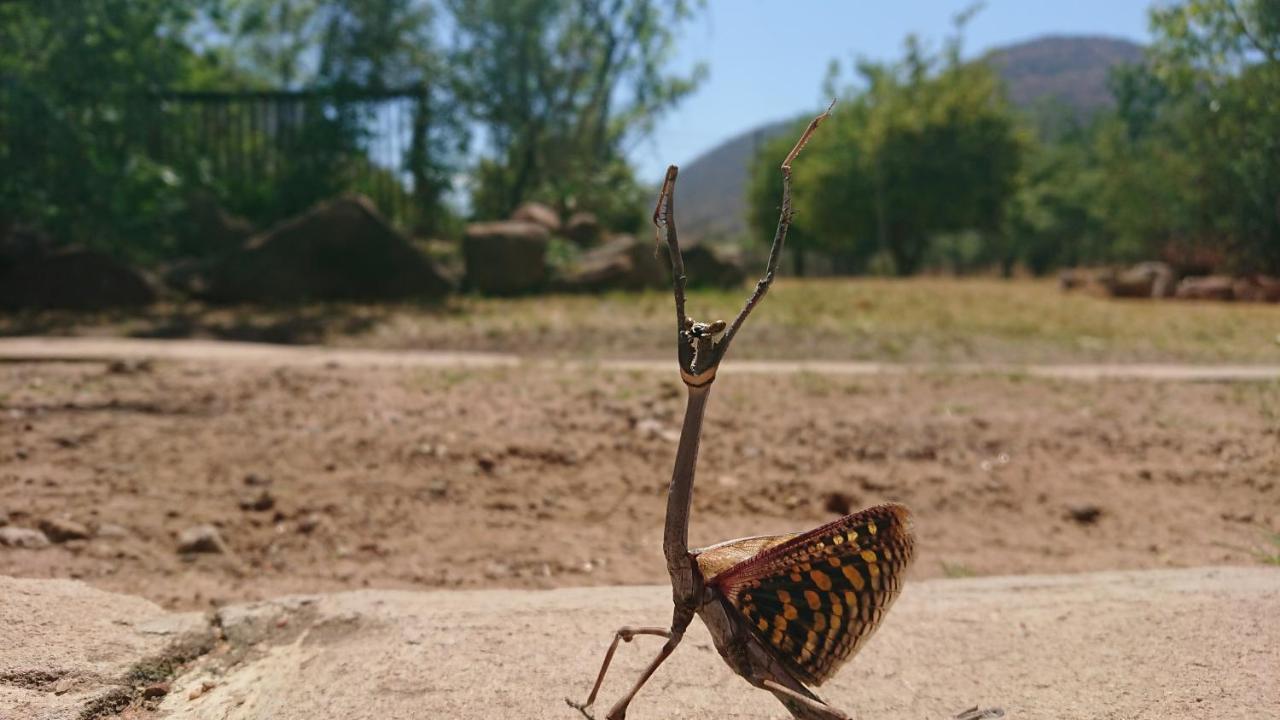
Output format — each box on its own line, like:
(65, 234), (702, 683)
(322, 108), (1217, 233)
(672, 118), (794, 245)
(678, 35), (1145, 243)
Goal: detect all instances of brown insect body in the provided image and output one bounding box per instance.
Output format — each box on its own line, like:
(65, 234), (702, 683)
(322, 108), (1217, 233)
(567, 104), (923, 720)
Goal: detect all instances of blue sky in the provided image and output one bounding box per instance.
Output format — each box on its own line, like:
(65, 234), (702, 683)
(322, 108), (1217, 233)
(630, 0), (1157, 181)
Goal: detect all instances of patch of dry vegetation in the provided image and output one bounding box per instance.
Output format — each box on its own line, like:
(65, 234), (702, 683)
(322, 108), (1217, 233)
(3, 278), (1278, 364)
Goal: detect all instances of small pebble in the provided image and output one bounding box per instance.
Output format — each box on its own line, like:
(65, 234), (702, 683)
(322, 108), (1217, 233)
(177, 525), (229, 554)
(38, 517), (91, 543)
(0, 526), (50, 549)
(1065, 503), (1103, 525)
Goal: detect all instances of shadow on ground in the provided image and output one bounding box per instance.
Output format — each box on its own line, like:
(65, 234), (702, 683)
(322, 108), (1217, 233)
(0, 302), (456, 345)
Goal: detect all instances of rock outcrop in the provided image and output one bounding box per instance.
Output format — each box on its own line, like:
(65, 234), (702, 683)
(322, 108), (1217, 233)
(554, 235), (746, 292)
(563, 211), (603, 247)
(1, 568), (1275, 720)
(462, 221), (550, 295)
(0, 248), (157, 311)
(510, 202), (561, 234)
(1175, 275), (1235, 301)
(208, 195), (453, 303)
(1105, 261), (1175, 299)
(553, 234), (665, 292)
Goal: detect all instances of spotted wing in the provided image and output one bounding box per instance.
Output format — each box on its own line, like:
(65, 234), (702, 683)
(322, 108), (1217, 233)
(708, 503), (915, 686)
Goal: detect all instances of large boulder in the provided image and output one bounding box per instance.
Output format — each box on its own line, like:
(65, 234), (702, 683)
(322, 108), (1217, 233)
(1175, 275), (1235, 301)
(553, 234), (667, 293)
(1058, 267), (1114, 296)
(208, 195), (453, 303)
(1106, 261), (1175, 299)
(462, 221), (549, 295)
(510, 202), (561, 234)
(0, 223), (55, 275)
(680, 241), (746, 289)
(563, 211), (603, 247)
(1058, 268), (1086, 291)
(1232, 275), (1280, 303)
(172, 192), (254, 258)
(553, 234), (746, 292)
(160, 257), (218, 299)
(0, 248), (156, 311)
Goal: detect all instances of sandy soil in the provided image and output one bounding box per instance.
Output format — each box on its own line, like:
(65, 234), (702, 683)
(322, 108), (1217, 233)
(8, 569), (1278, 719)
(2, 349), (1278, 611)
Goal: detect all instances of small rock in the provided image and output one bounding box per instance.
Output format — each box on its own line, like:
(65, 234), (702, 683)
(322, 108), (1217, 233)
(243, 473), (272, 487)
(107, 358), (154, 375)
(188, 680), (217, 700)
(177, 524), (229, 554)
(476, 455), (497, 473)
(823, 491), (855, 516)
(483, 561), (510, 580)
(94, 523), (130, 539)
(1065, 503), (1103, 525)
(53, 675), (77, 695)
(636, 418), (679, 443)
(142, 682), (170, 699)
(238, 490), (275, 512)
(296, 513), (323, 534)
(38, 517), (91, 543)
(0, 526), (50, 549)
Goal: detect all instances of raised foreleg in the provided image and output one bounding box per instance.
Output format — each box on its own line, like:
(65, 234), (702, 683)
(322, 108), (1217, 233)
(565, 626), (671, 719)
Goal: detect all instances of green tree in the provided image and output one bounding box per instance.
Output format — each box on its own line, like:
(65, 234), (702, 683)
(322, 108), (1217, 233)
(212, 0), (465, 235)
(446, 0), (704, 228)
(0, 0), (220, 259)
(1004, 128), (1108, 274)
(750, 24), (1023, 276)
(856, 37), (1023, 275)
(1124, 0), (1280, 272)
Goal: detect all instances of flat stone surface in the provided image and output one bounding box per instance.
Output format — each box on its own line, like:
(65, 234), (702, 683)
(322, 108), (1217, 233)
(0, 576), (209, 720)
(157, 567), (1276, 720)
(3, 568), (1276, 719)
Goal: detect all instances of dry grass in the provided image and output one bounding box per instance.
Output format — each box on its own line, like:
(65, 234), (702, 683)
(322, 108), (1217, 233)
(4, 278), (1279, 364)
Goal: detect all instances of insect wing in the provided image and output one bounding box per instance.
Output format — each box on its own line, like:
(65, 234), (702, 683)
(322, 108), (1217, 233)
(710, 503), (915, 685)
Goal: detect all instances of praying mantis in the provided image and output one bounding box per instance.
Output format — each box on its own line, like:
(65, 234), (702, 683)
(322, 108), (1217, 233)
(567, 103), (1001, 720)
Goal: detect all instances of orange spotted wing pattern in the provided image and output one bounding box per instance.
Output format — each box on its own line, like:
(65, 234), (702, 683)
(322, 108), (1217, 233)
(707, 503), (915, 686)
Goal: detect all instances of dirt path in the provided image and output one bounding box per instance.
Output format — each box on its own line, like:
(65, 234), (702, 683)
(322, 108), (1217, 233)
(4, 336), (1280, 381)
(3, 342), (1277, 611)
(4, 567), (1277, 719)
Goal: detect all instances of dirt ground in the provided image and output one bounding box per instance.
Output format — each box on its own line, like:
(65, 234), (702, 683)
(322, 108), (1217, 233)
(2, 352), (1278, 611)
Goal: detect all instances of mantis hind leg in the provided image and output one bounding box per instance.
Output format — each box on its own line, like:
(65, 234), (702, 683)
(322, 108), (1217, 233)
(759, 678), (852, 720)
